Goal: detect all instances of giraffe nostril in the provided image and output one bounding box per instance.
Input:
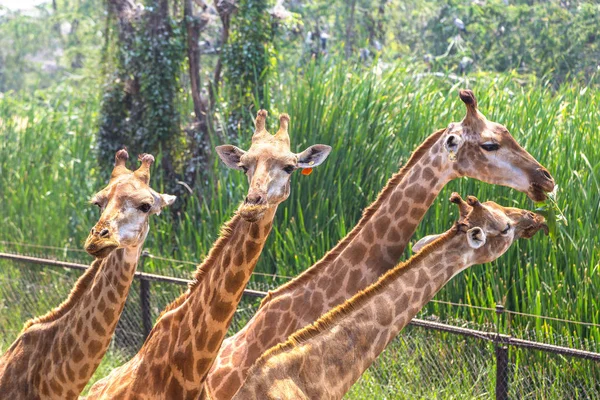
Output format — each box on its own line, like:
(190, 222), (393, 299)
(540, 169), (552, 181)
(99, 229), (110, 238)
(245, 194), (265, 205)
(544, 171), (551, 180)
(90, 228), (95, 235)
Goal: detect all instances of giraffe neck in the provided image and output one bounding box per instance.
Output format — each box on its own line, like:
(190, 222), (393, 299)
(272, 130), (454, 300)
(337, 138), (454, 275)
(206, 130), (456, 400)
(86, 206), (278, 399)
(238, 231), (468, 399)
(0, 245), (141, 399)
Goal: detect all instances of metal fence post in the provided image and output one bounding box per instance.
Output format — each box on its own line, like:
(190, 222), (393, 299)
(140, 250), (152, 340)
(495, 303), (509, 400)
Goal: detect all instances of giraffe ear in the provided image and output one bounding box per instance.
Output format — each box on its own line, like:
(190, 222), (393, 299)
(152, 193), (176, 215)
(444, 133), (463, 154)
(412, 234), (441, 253)
(160, 194), (177, 207)
(466, 227), (486, 249)
(296, 145), (332, 168)
(216, 145), (246, 170)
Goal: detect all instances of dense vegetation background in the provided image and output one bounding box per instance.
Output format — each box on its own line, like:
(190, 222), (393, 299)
(0, 0), (599, 395)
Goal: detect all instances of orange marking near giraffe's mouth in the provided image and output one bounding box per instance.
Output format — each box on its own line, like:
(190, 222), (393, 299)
(301, 168), (313, 176)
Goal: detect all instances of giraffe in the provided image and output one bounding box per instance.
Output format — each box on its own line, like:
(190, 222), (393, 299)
(207, 89), (556, 399)
(0, 149), (176, 399)
(84, 110), (332, 399)
(232, 193), (548, 399)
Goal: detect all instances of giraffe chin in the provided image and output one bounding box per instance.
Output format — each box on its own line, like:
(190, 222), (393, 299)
(521, 223), (549, 238)
(84, 239), (120, 259)
(239, 204), (269, 223)
(527, 185), (548, 202)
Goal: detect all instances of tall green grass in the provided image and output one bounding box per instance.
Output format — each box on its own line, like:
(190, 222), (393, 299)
(0, 61), (598, 346)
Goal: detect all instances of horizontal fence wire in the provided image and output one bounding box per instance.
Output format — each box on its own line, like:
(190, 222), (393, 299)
(0, 240), (88, 253)
(0, 250), (599, 398)
(504, 308), (600, 330)
(1, 250), (597, 358)
(0, 240), (297, 281)
(0, 252), (600, 361)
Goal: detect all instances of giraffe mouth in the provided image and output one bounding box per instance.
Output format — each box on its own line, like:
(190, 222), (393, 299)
(519, 220), (548, 238)
(521, 223), (549, 238)
(528, 183), (549, 202)
(239, 204), (269, 222)
(516, 212), (548, 238)
(84, 238), (120, 259)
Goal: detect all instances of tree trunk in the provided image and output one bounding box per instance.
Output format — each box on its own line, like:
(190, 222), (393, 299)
(183, 0), (211, 192)
(211, 0), (236, 108)
(51, 0), (61, 37)
(185, 0), (204, 121)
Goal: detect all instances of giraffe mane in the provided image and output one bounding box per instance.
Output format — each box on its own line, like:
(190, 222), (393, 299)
(22, 257), (104, 331)
(252, 226), (459, 368)
(156, 213), (242, 319)
(258, 128), (447, 308)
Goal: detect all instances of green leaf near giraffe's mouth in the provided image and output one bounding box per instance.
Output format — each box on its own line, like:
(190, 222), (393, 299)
(534, 185), (567, 242)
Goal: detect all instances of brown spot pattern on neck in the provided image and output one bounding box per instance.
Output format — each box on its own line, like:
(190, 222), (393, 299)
(154, 213), (243, 319)
(22, 257), (105, 330)
(252, 226), (458, 370)
(258, 128), (447, 307)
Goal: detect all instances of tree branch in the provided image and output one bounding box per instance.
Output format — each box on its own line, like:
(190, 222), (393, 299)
(210, 0), (237, 108)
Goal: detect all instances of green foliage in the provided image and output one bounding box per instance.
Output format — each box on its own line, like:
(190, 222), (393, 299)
(223, 0), (274, 128)
(96, 0), (186, 185)
(419, 0), (600, 83)
(0, 83), (100, 246)
(0, 9), (52, 92)
(0, 0), (104, 93)
(273, 1), (600, 86)
(135, 7), (185, 153)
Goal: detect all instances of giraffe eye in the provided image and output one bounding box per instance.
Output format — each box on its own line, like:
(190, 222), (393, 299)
(481, 143), (500, 151)
(501, 224), (511, 235)
(283, 165), (295, 174)
(138, 203), (152, 213)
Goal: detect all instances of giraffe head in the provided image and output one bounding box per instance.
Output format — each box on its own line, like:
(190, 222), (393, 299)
(84, 149), (177, 258)
(442, 89), (555, 202)
(413, 193), (547, 264)
(216, 110), (331, 222)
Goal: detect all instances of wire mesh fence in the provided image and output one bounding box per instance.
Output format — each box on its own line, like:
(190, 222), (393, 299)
(0, 249), (599, 399)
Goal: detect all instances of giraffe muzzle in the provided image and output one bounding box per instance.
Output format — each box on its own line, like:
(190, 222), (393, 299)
(517, 213), (548, 239)
(528, 183), (552, 202)
(527, 168), (555, 202)
(84, 238), (119, 258)
(85, 228), (120, 258)
(239, 204), (269, 222)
